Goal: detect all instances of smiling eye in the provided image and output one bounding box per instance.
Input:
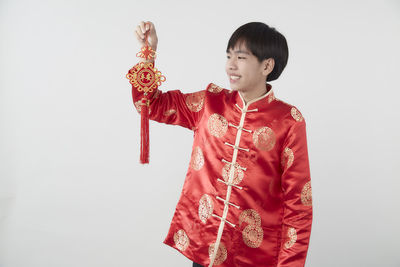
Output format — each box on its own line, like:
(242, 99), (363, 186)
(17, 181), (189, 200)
(238, 57), (246, 59)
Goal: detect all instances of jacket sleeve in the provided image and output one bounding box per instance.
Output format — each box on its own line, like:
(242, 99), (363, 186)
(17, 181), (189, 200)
(127, 61), (206, 131)
(277, 117), (313, 267)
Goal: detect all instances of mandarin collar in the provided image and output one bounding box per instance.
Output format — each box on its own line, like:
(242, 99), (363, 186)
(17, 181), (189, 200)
(234, 83), (275, 110)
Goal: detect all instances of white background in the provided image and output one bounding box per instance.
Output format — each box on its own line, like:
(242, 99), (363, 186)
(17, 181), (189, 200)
(1, 0), (399, 266)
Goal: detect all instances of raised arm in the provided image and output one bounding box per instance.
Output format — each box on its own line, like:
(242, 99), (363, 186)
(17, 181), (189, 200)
(129, 21), (206, 131)
(277, 117), (313, 267)
(128, 68), (206, 130)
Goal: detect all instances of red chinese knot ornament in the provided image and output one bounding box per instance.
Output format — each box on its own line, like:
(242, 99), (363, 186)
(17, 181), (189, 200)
(126, 28), (165, 164)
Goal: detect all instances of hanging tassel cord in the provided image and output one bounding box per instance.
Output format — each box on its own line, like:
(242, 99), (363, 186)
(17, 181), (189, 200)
(129, 23), (163, 164)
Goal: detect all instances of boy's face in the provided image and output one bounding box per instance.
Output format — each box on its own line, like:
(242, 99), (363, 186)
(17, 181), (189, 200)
(225, 42), (272, 93)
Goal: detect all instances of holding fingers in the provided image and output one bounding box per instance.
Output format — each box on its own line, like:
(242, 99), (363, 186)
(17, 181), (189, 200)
(135, 21), (158, 52)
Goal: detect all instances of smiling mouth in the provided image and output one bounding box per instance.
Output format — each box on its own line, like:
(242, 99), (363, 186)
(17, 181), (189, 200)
(229, 75), (241, 82)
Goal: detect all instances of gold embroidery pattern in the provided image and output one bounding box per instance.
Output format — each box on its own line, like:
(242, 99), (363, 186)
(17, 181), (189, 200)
(239, 209), (261, 227)
(252, 127), (276, 151)
(209, 242), (227, 265)
(281, 147), (294, 170)
(239, 209), (263, 248)
(163, 109), (176, 117)
(291, 107), (303, 122)
(208, 113), (228, 138)
(268, 91), (276, 103)
(198, 194), (214, 223)
(222, 162), (244, 185)
(284, 227), (297, 249)
(242, 225), (263, 248)
(174, 229), (189, 251)
(134, 100), (152, 115)
(207, 84), (223, 93)
(301, 181), (312, 206)
(185, 91), (205, 112)
(190, 146), (204, 171)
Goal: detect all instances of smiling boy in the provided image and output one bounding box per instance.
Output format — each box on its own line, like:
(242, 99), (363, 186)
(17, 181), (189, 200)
(129, 21), (313, 267)
(226, 44), (274, 105)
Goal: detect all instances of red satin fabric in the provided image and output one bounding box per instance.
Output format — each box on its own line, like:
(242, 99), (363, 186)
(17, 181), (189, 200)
(128, 62), (313, 267)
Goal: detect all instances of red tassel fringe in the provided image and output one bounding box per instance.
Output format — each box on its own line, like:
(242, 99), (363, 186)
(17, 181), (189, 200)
(140, 97), (150, 164)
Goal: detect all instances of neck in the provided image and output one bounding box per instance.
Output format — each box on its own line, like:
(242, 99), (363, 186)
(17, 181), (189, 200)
(239, 83), (270, 105)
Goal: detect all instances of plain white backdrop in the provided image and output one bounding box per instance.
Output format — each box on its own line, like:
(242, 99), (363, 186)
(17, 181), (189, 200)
(1, 0), (399, 266)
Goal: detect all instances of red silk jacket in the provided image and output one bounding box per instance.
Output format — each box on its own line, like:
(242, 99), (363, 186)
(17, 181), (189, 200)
(128, 62), (313, 267)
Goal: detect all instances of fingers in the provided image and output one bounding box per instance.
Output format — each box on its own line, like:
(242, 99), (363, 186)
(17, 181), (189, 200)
(144, 21), (150, 31)
(139, 21), (146, 34)
(137, 21), (148, 37)
(140, 21), (152, 34)
(145, 21), (153, 31)
(136, 21), (152, 38)
(135, 30), (144, 44)
(134, 21), (156, 46)
(136, 25), (144, 39)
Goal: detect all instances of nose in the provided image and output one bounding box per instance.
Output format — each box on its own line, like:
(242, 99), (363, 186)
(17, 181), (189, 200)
(226, 57), (237, 70)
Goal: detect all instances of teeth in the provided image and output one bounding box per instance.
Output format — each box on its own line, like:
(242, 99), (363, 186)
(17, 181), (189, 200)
(230, 76), (240, 80)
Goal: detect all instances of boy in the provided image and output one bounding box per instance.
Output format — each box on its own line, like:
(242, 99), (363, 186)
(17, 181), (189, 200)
(129, 21), (313, 267)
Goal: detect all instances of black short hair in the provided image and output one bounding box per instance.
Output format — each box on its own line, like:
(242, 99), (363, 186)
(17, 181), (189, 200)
(226, 22), (289, 82)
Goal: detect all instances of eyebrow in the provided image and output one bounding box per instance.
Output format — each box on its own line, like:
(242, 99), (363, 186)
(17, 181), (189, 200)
(226, 50), (250, 55)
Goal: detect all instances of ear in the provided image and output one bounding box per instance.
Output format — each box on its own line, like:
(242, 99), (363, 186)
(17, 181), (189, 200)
(262, 58), (275, 76)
